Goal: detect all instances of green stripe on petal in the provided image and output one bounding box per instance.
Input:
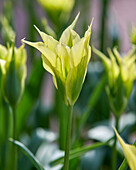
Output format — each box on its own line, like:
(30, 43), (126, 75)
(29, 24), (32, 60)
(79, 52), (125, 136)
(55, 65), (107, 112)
(56, 43), (69, 78)
(66, 52), (88, 106)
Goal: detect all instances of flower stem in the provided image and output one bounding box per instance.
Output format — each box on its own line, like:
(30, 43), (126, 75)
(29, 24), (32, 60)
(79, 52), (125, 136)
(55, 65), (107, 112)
(112, 116), (119, 170)
(63, 105), (73, 170)
(12, 105), (17, 170)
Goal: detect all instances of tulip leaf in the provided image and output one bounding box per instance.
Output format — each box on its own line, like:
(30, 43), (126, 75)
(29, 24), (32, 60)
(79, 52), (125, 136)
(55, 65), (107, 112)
(50, 142), (107, 166)
(9, 139), (45, 170)
(118, 159), (128, 170)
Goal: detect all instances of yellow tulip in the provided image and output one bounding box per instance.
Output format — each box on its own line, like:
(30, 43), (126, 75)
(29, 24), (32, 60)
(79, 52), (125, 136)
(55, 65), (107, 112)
(93, 47), (136, 116)
(22, 14), (93, 106)
(38, 0), (74, 12)
(114, 128), (136, 170)
(0, 44), (27, 107)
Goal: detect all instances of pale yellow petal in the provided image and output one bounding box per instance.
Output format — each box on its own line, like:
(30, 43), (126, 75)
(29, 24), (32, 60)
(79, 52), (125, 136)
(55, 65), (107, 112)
(92, 46), (111, 70)
(70, 38), (85, 67)
(107, 48), (119, 79)
(0, 44), (8, 59)
(70, 29), (80, 45)
(22, 39), (56, 67)
(113, 47), (121, 64)
(60, 13), (80, 46)
(41, 54), (54, 76)
(114, 128), (136, 170)
(34, 25), (58, 52)
(84, 18), (93, 43)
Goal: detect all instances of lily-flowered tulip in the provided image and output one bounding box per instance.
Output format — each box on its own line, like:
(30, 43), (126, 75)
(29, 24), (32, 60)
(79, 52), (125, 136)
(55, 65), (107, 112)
(0, 44), (27, 107)
(37, 0), (75, 27)
(114, 128), (136, 170)
(22, 14), (92, 106)
(93, 47), (136, 116)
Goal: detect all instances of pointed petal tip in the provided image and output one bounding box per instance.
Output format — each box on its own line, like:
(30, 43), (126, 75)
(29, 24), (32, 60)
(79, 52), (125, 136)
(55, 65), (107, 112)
(34, 25), (41, 33)
(21, 38), (26, 43)
(88, 18), (94, 31)
(71, 12), (80, 28)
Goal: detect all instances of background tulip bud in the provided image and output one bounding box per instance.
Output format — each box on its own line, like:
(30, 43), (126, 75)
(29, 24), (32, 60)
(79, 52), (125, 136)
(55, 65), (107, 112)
(2, 45), (27, 107)
(93, 46), (136, 116)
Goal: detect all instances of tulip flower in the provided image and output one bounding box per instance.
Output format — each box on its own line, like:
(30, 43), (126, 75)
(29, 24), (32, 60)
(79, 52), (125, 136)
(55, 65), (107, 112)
(1, 44), (27, 107)
(22, 14), (92, 106)
(38, 0), (74, 13)
(37, 0), (75, 28)
(114, 128), (136, 170)
(93, 46), (136, 116)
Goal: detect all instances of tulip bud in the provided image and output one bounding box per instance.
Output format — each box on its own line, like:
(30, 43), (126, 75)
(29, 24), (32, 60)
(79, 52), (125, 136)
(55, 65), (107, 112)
(1, 44), (27, 107)
(93, 46), (136, 116)
(38, 0), (74, 13)
(1, 16), (15, 44)
(37, 0), (75, 26)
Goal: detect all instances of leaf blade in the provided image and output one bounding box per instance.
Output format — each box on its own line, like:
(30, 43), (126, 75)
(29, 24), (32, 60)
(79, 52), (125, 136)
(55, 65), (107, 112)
(9, 139), (45, 170)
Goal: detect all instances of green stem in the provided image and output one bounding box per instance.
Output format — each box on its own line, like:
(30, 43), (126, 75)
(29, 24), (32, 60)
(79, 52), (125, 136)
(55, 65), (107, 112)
(4, 102), (10, 170)
(12, 105), (17, 170)
(63, 105), (73, 170)
(112, 116), (119, 170)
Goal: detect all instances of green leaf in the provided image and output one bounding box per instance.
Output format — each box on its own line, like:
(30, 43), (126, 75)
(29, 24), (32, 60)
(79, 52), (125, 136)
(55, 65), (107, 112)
(118, 159), (128, 170)
(50, 142), (107, 166)
(9, 139), (45, 170)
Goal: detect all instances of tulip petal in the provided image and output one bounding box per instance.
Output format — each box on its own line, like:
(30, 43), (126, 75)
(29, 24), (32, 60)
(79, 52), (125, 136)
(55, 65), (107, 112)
(114, 128), (136, 170)
(60, 13), (80, 46)
(41, 54), (54, 76)
(70, 29), (80, 45)
(22, 39), (56, 67)
(56, 42), (70, 78)
(34, 25), (58, 52)
(107, 48), (119, 80)
(66, 50), (88, 106)
(0, 44), (8, 59)
(84, 18), (93, 41)
(15, 44), (27, 65)
(71, 38), (85, 67)
(92, 46), (111, 71)
(54, 70), (67, 104)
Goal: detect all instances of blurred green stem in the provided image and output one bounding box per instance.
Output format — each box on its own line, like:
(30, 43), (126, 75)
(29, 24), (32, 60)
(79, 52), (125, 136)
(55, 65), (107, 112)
(64, 105), (73, 170)
(100, 0), (109, 52)
(12, 105), (17, 170)
(112, 115), (119, 170)
(74, 74), (106, 143)
(3, 101), (10, 170)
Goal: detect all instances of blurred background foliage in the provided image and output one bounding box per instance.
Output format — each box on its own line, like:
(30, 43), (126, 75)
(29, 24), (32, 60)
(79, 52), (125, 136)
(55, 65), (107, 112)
(0, 0), (136, 169)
